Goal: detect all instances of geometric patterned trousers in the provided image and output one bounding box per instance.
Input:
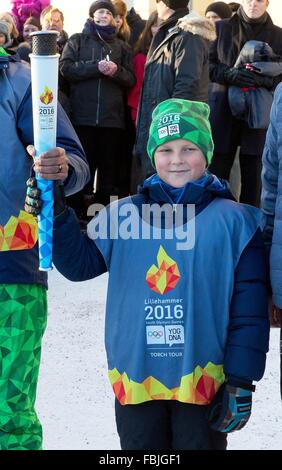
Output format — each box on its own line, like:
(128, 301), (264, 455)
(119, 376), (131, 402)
(0, 284), (47, 450)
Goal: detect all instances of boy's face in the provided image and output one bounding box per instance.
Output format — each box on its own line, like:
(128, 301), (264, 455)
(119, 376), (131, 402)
(154, 139), (207, 188)
(0, 33), (6, 45)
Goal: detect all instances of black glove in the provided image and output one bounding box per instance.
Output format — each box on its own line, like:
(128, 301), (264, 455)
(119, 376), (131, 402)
(250, 73), (275, 89)
(224, 67), (258, 87)
(208, 377), (255, 433)
(25, 177), (66, 218)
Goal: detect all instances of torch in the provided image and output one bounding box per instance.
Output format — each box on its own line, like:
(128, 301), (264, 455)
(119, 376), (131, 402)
(30, 31), (59, 271)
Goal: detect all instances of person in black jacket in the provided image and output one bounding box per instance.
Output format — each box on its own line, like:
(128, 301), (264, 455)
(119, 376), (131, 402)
(60, 0), (135, 218)
(208, 0), (282, 207)
(205, 2), (232, 24)
(131, 0), (216, 192)
(126, 6), (146, 48)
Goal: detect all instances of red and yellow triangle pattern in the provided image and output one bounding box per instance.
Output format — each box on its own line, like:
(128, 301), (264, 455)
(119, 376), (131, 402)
(146, 245), (181, 295)
(0, 211), (38, 252)
(109, 362), (224, 405)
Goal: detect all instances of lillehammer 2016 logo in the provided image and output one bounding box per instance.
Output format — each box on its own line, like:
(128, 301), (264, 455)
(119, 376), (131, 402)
(40, 86), (53, 105)
(146, 245), (180, 295)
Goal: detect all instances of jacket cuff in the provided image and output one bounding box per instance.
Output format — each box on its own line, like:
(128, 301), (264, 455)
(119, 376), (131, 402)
(226, 375), (256, 392)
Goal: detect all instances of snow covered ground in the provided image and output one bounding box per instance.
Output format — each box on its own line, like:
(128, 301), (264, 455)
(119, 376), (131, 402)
(36, 269), (282, 450)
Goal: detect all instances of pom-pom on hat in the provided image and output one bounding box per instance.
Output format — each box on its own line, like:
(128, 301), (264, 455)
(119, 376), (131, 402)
(89, 1), (116, 18)
(147, 98), (214, 167)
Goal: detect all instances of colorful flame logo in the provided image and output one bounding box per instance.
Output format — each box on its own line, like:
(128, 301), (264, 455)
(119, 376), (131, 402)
(0, 211), (38, 252)
(146, 245), (181, 295)
(40, 86), (53, 105)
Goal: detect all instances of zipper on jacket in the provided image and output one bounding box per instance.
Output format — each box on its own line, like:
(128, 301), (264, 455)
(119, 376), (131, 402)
(96, 78), (101, 125)
(173, 203), (177, 225)
(96, 48), (104, 126)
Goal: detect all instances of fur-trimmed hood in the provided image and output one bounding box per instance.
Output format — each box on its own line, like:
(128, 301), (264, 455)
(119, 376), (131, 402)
(177, 11), (216, 42)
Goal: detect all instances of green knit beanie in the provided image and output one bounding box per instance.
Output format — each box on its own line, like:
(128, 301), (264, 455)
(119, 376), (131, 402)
(147, 98), (214, 167)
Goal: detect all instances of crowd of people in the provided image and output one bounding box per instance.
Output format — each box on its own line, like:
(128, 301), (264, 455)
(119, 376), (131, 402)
(0, 0), (281, 451)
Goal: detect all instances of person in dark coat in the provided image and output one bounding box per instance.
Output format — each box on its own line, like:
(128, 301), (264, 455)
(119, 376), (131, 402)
(229, 2), (240, 14)
(41, 7), (70, 115)
(205, 1), (232, 24)
(17, 16), (41, 62)
(131, 0), (216, 192)
(60, 0), (135, 216)
(126, 6), (146, 48)
(208, 0), (282, 207)
(41, 7), (68, 54)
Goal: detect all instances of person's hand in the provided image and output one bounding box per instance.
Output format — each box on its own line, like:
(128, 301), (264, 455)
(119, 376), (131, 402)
(224, 67), (258, 87)
(98, 59), (108, 74)
(24, 177), (42, 216)
(27, 145), (69, 181)
(98, 60), (117, 77)
(208, 378), (255, 433)
(250, 73), (275, 89)
(25, 177), (66, 218)
(107, 61), (118, 76)
(269, 299), (282, 327)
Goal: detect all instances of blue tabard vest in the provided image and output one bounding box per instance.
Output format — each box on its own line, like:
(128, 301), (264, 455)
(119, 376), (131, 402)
(91, 197), (261, 405)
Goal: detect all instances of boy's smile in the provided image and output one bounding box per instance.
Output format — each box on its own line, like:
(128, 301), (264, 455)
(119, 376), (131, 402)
(154, 139), (207, 188)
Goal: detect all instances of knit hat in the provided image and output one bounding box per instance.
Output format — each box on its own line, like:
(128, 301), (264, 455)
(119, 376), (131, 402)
(160, 0), (190, 10)
(0, 21), (10, 44)
(147, 99), (214, 167)
(89, 1), (116, 18)
(205, 2), (232, 19)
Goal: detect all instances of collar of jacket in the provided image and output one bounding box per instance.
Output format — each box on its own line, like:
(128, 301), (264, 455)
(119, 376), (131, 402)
(226, 10), (274, 33)
(221, 12), (275, 65)
(0, 49), (19, 62)
(139, 172), (233, 206)
(147, 12), (216, 64)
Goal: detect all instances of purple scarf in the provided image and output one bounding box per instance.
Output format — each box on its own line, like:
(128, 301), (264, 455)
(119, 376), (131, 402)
(84, 19), (116, 41)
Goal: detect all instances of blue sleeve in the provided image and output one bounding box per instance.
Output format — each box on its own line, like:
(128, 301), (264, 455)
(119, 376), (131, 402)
(53, 208), (107, 281)
(224, 229), (270, 382)
(261, 84), (280, 249)
(17, 85), (90, 196)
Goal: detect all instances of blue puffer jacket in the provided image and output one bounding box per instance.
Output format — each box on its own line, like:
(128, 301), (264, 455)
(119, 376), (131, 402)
(261, 82), (282, 308)
(53, 173), (269, 383)
(0, 50), (90, 287)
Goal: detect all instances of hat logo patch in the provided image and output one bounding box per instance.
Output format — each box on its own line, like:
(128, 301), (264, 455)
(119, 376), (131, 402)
(158, 127), (169, 139)
(158, 113), (180, 140)
(158, 113), (180, 127)
(168, 124), (179, 136)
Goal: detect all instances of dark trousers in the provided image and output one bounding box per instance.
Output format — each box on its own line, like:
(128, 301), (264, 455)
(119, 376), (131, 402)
(67, 126), (126, 217)
(115, 400), (227, 450)
(209, 151), (262, 207)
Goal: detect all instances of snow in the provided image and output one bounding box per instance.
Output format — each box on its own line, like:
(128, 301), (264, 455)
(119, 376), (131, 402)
(36, 269), (282, 450)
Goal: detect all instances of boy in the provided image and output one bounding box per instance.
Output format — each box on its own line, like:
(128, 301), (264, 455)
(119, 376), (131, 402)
(25, 99), (269, 450)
